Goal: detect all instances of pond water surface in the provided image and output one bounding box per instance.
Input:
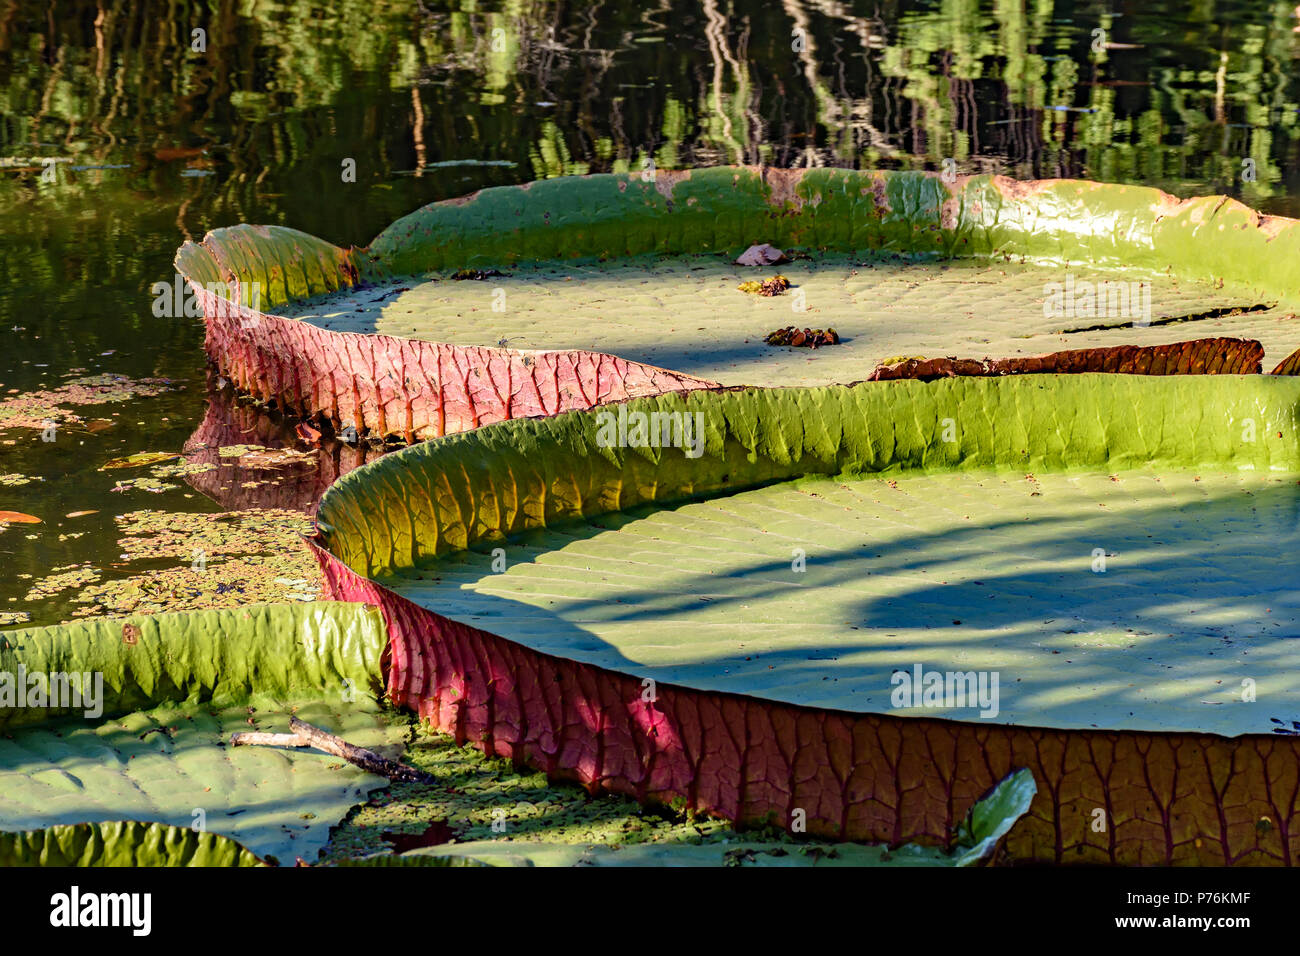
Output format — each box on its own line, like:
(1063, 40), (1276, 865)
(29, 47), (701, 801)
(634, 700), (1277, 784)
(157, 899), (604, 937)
(3, 0), (1299, 626)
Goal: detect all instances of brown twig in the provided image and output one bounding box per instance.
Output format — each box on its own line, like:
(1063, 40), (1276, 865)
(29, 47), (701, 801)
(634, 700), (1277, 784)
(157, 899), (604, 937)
(227, 732), (305, 747)
(230, 717), (435, 784)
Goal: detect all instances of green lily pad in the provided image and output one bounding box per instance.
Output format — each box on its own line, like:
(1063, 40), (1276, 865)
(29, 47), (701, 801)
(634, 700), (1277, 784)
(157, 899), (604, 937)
(318, 371), (1300, 738)
(0, 603), (401, 865)
(176, 168), (1300, 441)
(0, 821), (263, 867)
(0, 696), (402, 866)
(275, 254), (1277, 389)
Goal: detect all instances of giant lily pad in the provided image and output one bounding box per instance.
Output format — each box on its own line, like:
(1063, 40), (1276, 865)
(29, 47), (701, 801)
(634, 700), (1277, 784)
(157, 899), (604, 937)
(170, 167), (1300, 866)
(176, 167), (1300, 442)
(0, 603), (402, 865)
(0, 821), (263, 867)
(313, 368), (1300, 865)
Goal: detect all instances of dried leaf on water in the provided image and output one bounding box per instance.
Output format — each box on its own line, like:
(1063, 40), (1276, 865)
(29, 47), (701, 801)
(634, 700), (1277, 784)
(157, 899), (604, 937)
(451, 269), (505, 281)
(737, 275), (791, 296)
(100, 452), (181, 471)
(734, 243), (789, 267)
(0, 511), (40, 524)
(763, 327), (840, 348)
(235, 447), (316, 470)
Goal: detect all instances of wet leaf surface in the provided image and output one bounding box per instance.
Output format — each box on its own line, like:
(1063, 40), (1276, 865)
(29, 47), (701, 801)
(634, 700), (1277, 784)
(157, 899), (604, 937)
(0, 604), (395, 864)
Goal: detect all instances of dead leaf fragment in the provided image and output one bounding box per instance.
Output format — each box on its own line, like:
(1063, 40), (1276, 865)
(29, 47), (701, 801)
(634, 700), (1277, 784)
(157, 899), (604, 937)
(236, 447), (316, 470)
(868, 337), (1263, 381)
(0, 511), (40, 524)
(735, 243), (789, 267)
(737, 275), (792, 296)
(122, 622), (141, 645)
(100, 451), (181, 470)
(764, 326), (840, 348)
(154, 146), (205, 162)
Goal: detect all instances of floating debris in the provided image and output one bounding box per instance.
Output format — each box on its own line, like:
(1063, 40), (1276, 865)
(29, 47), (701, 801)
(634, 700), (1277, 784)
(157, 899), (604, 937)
(0, 511), (41, 524)
(451, 269), (506, 281)
(735, 243), (789, 267)
(227, 446), (316, 470)
(101, 451), (182, 471)
(24, 564), (101, 602)
(61, 508), (320, 618)
(109, 477), (179, 494)
(423, 160), (518, 169)
(737, 275), (791, 296)
(113, 508), (314, 560)
(295, 422), (322, 445)
(151, 460), (217, 478)
(763, 326), (840, 348)
(0, 374), (175, 432)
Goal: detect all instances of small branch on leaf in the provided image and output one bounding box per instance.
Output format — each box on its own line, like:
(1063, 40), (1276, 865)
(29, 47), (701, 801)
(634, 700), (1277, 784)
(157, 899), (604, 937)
(230, 717), (435, 784)
(228, 732), (307, 747)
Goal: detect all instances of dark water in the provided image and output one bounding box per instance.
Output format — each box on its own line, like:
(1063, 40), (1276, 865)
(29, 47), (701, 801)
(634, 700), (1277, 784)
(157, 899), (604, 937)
(2, 0), (1299, 625)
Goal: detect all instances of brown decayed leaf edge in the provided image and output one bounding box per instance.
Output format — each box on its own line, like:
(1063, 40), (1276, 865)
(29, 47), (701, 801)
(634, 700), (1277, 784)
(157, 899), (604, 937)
(866, 337), (1265, 381)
